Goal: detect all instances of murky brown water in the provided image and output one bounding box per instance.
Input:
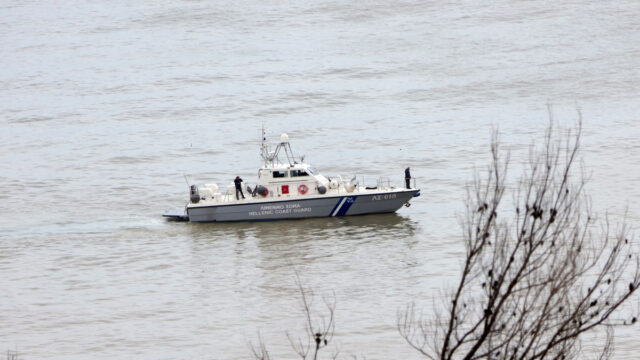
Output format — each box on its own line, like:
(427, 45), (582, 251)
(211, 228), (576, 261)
(2, 0), (640, 358)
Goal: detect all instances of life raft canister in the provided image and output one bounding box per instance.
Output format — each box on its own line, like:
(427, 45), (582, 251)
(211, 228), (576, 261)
(256, 185), (269, 197)
(298, 184), (309, 195)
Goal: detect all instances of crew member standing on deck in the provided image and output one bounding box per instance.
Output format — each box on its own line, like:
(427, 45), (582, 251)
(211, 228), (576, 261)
(234, 176), (245, 200)
(405, 167), (411, 189)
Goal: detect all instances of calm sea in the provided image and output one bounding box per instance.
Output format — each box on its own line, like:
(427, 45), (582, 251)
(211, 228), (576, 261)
(2, 0), (640, 358)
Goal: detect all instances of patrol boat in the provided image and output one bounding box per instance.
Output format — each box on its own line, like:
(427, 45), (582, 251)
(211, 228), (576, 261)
(163, 132), (420, 222)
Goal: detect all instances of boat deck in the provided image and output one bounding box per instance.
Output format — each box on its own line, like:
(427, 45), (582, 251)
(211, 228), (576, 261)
(188, 185), (412, 208)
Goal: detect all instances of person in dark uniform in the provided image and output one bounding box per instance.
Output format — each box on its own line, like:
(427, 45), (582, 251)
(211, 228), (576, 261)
(234, 176), (245, 200)
(405, 167), (411, 189)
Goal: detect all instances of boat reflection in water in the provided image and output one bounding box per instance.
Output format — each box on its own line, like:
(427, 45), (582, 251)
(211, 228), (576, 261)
(187, 212), (417, 239)
(185, 213), (420, 270)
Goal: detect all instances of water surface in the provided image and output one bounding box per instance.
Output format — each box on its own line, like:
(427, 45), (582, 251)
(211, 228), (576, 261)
(1, 0), (640, 358)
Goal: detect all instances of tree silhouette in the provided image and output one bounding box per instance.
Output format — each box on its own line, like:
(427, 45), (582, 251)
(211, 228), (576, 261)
(399, 115), (640, 359)
(251, 272), (336, 360)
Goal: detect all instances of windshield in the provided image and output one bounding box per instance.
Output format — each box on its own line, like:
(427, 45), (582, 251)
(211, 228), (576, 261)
(307, 167), (317, 175)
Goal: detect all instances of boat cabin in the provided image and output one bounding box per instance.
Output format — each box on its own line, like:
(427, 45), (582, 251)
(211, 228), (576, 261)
(257, 163), (329, 197)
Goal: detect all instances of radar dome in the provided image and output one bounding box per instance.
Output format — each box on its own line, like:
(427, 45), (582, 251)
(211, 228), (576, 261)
(344, 182), (355, 193)
(280, 133), (289, 143)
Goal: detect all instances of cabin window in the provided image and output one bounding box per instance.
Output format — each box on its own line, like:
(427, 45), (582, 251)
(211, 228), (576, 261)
(307, 167), (317, 175)
(273, 170), (288, 178)
(290, 169), (309, 177)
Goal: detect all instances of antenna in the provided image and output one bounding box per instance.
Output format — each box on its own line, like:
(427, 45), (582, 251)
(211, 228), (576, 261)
(260, 125), (268, 165)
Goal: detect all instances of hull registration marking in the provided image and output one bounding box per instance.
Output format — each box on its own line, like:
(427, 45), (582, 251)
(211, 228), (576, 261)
(372, 194), (397, 201)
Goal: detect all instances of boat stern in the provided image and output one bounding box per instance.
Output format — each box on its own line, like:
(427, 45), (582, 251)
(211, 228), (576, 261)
(163, 209), (189, 221)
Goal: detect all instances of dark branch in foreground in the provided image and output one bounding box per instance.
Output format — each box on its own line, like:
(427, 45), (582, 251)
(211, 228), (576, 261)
(251, 272), (337, 360)
(399, 112), (640, 360)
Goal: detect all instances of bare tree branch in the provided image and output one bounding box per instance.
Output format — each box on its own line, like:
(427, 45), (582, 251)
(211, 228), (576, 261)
(253, 272), (337, 359)
(400, 114), (640, 360)
(250, 332), (272, 360)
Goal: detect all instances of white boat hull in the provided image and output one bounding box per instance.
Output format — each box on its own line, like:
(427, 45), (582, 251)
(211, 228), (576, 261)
(177, 189), (419, 222)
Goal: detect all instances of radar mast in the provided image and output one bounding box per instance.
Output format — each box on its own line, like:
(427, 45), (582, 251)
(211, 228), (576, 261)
(259, 128), (298, 166)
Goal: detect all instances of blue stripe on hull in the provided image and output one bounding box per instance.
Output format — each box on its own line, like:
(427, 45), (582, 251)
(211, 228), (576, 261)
(336, 196), (357, 216)
(329, 197), (344, 216)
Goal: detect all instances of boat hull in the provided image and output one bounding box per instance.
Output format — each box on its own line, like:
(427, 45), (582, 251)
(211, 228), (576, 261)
(186, 189), (419, 222)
